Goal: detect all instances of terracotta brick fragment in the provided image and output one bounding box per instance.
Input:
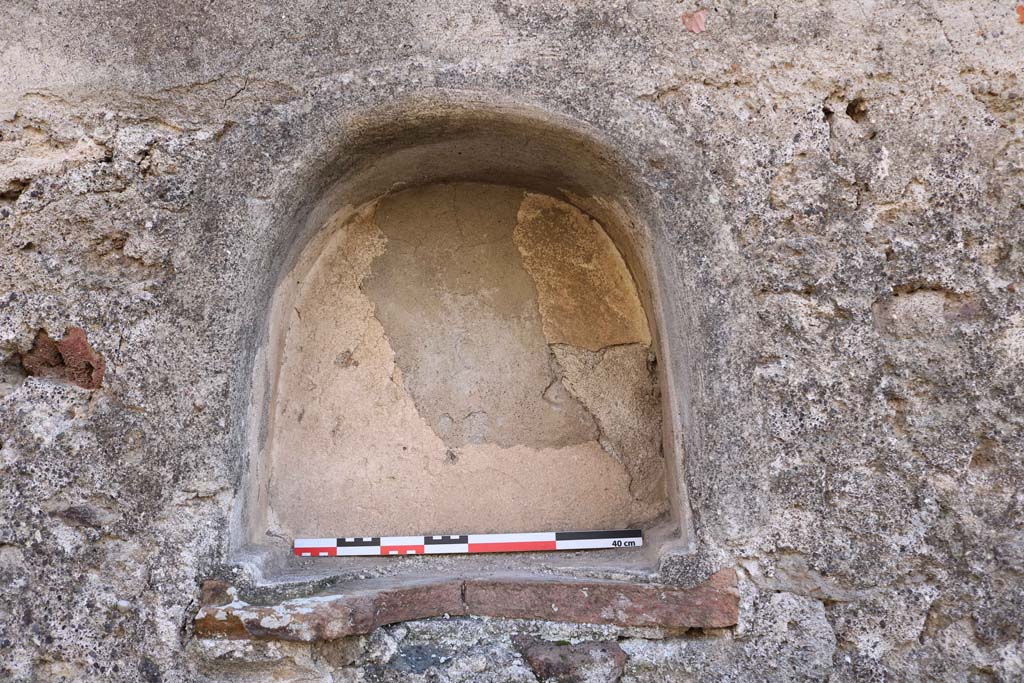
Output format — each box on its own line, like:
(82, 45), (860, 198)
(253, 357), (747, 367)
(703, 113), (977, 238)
(371, 579), (468, 626)
(194, 608), (249, 639)
(20, 327), (105, 389)
(194, 580), (466, 642)
(464, 568), (739, 630)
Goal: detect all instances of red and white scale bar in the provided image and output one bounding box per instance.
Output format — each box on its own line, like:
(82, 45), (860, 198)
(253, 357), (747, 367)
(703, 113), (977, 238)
(294, 529), (642, 557)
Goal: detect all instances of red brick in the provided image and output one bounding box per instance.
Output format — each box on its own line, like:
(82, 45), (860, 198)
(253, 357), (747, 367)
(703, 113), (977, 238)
(20, 327), (105, 390)
(464, 568), (739, 630)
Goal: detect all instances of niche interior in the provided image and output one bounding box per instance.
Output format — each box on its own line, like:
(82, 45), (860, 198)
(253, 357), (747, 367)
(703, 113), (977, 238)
(235, 104), (693, 582)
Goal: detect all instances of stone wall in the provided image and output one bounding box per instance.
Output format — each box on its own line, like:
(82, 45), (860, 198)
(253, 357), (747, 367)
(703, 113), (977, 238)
(1, 1), (1022, 681)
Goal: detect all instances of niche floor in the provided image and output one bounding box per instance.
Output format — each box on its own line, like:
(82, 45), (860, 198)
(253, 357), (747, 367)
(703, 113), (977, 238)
(264, 182), (667, 540)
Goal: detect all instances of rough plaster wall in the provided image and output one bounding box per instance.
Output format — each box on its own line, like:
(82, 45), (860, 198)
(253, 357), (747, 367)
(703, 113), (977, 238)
(0, 1), (1022, 682)
(265, 183), (665, 538)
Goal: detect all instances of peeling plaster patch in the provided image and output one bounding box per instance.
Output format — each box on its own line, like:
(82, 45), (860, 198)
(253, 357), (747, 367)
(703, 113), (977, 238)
(552, 344), (665, 505)
(514, 193), (651, 351)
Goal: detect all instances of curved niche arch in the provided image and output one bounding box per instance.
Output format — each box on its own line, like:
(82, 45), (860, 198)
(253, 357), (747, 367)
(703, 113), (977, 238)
(235, 101), (694, 580)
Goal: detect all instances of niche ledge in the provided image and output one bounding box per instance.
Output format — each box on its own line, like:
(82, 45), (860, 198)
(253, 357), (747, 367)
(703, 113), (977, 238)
(194, 568), (739, 642)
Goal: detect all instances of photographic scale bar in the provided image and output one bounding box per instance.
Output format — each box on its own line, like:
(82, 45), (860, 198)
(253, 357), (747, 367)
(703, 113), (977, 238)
(294, 529), (643, 557)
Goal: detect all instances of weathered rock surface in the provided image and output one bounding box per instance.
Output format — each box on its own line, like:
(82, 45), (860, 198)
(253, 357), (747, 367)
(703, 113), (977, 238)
(1, 1), (1022, 682)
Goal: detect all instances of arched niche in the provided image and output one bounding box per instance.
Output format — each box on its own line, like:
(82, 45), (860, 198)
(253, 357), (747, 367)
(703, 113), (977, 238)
(232, 101), (695, 582)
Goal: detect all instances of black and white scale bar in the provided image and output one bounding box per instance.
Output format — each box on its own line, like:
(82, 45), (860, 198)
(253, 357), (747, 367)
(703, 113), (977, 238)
(294, 529), (643, 557)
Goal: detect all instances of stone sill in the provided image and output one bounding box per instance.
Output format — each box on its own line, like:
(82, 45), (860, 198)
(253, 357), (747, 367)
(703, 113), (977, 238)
(234, 517), (682, 585)
(194, 568), (739, 642)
